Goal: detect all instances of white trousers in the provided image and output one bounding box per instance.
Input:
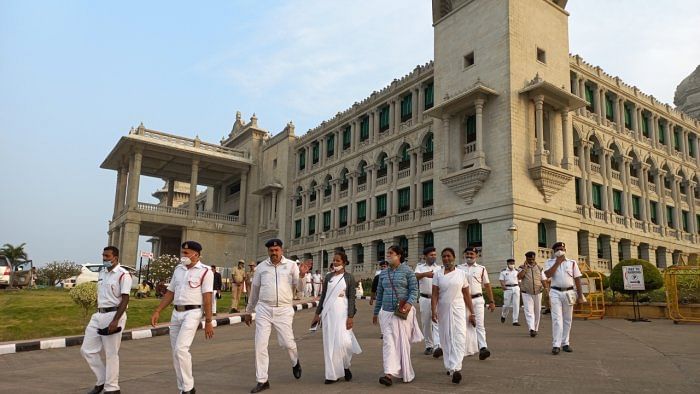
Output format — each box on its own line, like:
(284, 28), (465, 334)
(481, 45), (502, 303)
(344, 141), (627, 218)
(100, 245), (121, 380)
(549, 289), (574, 347)
(521, 292), (543, 332)
(212, 291), (218, 314)
(501, 287), (520, 323)
(304, 283), (313, 297)
(378, 308), (422, 382)
(254, 304), (299, 383)
(169, 309), (202, 392)
(418, 296), (440, 349)
(81, 311), (126, 392)
(313, 284), (321, 297)
(472, 297), (488, 349)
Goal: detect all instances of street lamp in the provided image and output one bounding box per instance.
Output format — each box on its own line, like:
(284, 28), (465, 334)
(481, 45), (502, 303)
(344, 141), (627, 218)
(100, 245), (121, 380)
(506, 222), (518, 259)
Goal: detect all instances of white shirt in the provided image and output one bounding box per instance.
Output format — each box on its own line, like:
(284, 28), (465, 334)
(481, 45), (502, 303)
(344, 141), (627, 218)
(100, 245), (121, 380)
(97, 264), (133, 308)
(544, 258), (581, 289)
(247, 256), (302, 311)
(499, 268), (520, 286)
(414, 262), (443, 294)
(457, 262), (490, 295)
(167, 261), (214, 305)
(312, 273), (322, 284)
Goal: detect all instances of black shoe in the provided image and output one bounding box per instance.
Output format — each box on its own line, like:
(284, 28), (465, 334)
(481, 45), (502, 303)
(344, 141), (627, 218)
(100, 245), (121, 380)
(479, 347), (491, 360)
(529, 330), (537, 337)
(182, 388), (195, 394)
(379, 376), (393, 386)
(87, 385), (104, 394)
(324, 379), (339, 384)
(552, 347), (561, 355)
(562, 345), (573, 353)
(104, 391), (121, 394)
(513, 322), (521, 326)
(292, 360), (302, 379)
(500, 316), (505, 323)
(432, 347), (443, 358)
(451, 371), (462, 384)
(423, 347), (433, 355)
(250, 382), (270, 393)
(344, 369), (352, 381)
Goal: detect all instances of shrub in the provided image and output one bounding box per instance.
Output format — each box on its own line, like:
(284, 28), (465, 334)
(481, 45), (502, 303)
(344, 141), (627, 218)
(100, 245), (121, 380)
(492, 287), (504, 306)
(70, 282), (97, 320)
(609, 259), (663, 294)
(147, 255), (179, 283)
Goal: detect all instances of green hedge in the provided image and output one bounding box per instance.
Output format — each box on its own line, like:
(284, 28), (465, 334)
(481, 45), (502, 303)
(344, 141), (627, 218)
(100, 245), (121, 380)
(609, 259), (663, 294)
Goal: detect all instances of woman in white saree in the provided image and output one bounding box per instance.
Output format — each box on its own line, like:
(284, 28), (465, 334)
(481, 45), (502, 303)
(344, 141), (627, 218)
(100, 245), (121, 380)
(311, 251), (362, 384)
(431, 247), (477, 384)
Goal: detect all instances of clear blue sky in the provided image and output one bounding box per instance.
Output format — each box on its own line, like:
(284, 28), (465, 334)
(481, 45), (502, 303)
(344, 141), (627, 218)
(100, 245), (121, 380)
(1, 1), (698, 267)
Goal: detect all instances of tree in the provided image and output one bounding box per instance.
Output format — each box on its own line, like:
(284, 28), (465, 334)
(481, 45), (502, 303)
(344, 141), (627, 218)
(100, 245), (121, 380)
(37, 260), (82, 287)
(148, 254), (179, 283)
(70, 282), (97, 321)
(609, 259), (663, 295)
(1, 243), (29, 288)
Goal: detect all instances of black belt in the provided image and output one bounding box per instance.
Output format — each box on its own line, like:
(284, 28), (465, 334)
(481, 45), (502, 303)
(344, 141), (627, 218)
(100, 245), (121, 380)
(97, 307), (118, 313)
(505, 284), (518, 287)
(420, 293), (431, 299)
(552, 286), (574, 291)
(174, 305), (201, 312)
(471, 293), (483, 299)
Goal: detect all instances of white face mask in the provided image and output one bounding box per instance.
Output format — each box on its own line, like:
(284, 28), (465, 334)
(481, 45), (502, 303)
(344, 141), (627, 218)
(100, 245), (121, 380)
(508, 264), (515, 269)
(180, 257), (192, 266)
(333, 265), (343, 272)
(464, 257), (475, 265)
(443, 260), (456, 269)
(102, 259), (112, 268)
(554, 250), (566, 258)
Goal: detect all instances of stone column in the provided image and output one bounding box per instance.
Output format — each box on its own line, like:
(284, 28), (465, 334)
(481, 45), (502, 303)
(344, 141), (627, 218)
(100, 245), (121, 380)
(600, 149), (611, 216)
(631, 104), (639, 137)
(672, 176), (682, 233)
(114, 165), (128, 217)
(389, 100), (396, 133)
(583, 143), (593, 209)
(352, 120), (359, 152)
(126, 149), (143, 210)
(550, 111), (562, 167)
(239, 172), (248, 224)
(474, 97), (485, 160)
(655, 170), (666, 231)
(441, 115), (451, 170)
(639, 164), (650, 227)
(621, 157), (632, 224)
(166, 179), (175, 207)
(561, 108), (573, 169)
(364, 242), (376, 266)
(412, 88), (419, 124)
(534, 95), (545, 164)
(689, 183), (698, 234)
(693, 135), (700, 167)
(617, 98), (624, 131)
(597, 88), (605, 122)
(335, 130), (340, 157)
(188, 158), (199, 218)
(650, 115), (658, 149)
(319, 137), (325, 166)
(680, 129), (688, 159)
(417, 84), (425, 123)
(578, 78), (586, 115)
(371, 110), (378, 142)
(394, 98), (402, 132)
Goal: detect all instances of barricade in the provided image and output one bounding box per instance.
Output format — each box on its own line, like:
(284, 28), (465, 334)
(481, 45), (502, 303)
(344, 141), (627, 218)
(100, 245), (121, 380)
(664, 265), (700, 324)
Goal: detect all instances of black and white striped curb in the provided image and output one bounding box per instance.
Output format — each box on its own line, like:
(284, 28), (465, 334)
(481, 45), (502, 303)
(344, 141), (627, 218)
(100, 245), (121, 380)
(0, 300), (322, 356)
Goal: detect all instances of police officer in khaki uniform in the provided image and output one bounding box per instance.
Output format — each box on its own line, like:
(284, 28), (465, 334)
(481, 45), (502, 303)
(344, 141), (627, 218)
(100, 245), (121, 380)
(151, 241), (214, 394)
(82, 246), (132, 394)
(518, 251), (549, 337)
(231, 260), (246, 313)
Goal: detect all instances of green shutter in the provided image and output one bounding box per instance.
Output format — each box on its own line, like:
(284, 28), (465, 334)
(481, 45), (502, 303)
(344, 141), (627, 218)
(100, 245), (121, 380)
(379, 106), (390, 131)
(666, 206), (674, 228)
(466, 223), (482, 246)
(682, 211), (689, 232)
(339, 206), (348, 227)
(423, 232), (434, 248)
(592, 184), (602, 209)
(343, 126), (351, 149)
(465, 115), (476, 143)
(424, 83), (434, 109)
(585, 86), (594, 108)
(295, 220), (302, 238)
(632, 196), (641, 219)
(613, 190), (623, 214)
(312, 142), (319, 163)
(575, 177), (581, 205)
(401, 94), (412, 120)
(377, 194), (387, 217)
(298, 150), (306, 170)
(422, 181), (434, 207)
(357, 201), (366, 222)
(401, 145), (410, 162)
(398, 187), (410, 213)
(538, 223), (547, 247)
(399, 237), (409, 257)
(641, 116), (650, 137)
(658, 122), (665, 144)
(689, 135), (695, 156)
(323, 211), (331, 230)
(624, 106), (632, 128)
(605, 96), (614, 120)
(425, 134), (433, 154)
(308, 215), (315, 235)
(650, 201), (657, 224)
(327, 134), (335, 156)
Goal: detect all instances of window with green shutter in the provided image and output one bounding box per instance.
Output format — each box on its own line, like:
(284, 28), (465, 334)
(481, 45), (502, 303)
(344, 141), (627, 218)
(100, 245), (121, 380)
(605, 95), (614, 121)
(538, 222), (547, 248)
(689, 134), (695, 157)
(596, 237), (604, 258)
(294, 219), (302, 239)
(424, 232), (434, 248)
(658, 121), (665, 144)
(376, 194), (387, 218)
(465, 115), (476, 143)
(424, 83), (434, 110)
(360, 115), (369, 141)
(357, 245), (364, 264)
(466, 222), (482, 247)
(399, 145), (410, 170)
(641, 115), (650, 137)
(400, 94), (412, 122)
(624, 105), (632, 129)
(613, 189), (623, 215)
(377, 241), (385, 260)
(323, 211), (331, 231)
(324, 181), (332, 197)
(399, 236), (409, 257)
(379, 105), (390, 132)
(697, 214), (700, 234)
(377, 154), (388, 178)
(673, 128), (681, 151)
(312, 142), (320, 163)
(423, 133), (434, 162)
(666, 206), (674, 228)
(308, 215), (316, 235)
(298, 149), (306, 170)
(592, 183), (603, 210)
(339, 206), (348, 228)
(575, 177), (581, 205)
(357, 201), (366, 223)
(343, 126), (351, 150)
(326, 134), (335, 157)
(422, 180), (433, 207)
(584, 85), (594, 111)
(682, 211), (689, 232)
(650, 201), (658, 224)
(632, 196), (641, 220)
(398, 187), (410, 213)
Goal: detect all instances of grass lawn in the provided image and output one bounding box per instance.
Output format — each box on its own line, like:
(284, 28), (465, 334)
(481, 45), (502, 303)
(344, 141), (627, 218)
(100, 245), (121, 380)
(0, 288), (244, 342)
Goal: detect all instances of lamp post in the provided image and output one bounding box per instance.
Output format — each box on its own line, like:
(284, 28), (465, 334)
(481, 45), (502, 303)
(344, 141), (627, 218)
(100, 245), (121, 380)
(507, 222), (518, 259)
(319, 233), (326, 271)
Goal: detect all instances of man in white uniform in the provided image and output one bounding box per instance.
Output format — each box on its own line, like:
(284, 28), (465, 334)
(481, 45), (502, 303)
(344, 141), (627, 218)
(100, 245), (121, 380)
(544, 242), (584, 355)
(151, 241), (214, 394)
(244, 239), (310, 393)
(312, 270), (322, 297)
(518, 251), (549, 337)
(499, 259), (521, 326)
(303, 260), (314, 297)
(82, 246), (132, 394)
(414, 246), (442, 356)
(457, 245), (496, 360)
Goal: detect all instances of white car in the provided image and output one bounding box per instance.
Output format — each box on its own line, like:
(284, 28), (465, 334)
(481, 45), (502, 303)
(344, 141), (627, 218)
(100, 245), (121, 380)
(74, 264), (139, 289)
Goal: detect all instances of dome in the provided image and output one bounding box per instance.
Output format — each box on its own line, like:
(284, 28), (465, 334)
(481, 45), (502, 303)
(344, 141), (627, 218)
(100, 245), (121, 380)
(674, 65), (700, 120)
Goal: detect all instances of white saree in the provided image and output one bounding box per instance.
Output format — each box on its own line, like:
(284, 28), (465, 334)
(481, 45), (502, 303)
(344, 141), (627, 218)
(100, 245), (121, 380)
(321, 275), (362, 380)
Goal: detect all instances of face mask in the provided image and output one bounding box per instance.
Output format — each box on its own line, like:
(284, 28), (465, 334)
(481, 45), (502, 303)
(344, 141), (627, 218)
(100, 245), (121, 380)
(444, 261), (455, 270)
(508, 264), (515, 269)
(180, 257), (192, 266)
(102, 260), (112, 268)
(464, 258), (475, 265)
(554, 250), (566, 258)
(426, 257), (436, 265)
(333, 265), (343, 272)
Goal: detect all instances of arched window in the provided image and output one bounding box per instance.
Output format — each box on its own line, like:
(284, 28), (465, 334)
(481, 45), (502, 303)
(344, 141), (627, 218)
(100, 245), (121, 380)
(399, 144), (411, 170)
(423, 133), (434, 162)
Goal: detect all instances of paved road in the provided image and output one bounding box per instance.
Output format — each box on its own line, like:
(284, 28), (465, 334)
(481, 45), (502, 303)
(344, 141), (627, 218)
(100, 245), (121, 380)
(2, 300), (699, 393)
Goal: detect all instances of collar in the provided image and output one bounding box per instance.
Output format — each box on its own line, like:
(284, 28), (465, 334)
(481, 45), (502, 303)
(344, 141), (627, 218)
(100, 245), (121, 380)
(106, 263), (122, 274)
(178, 261), (204, 271)
(265, 256), (288, 266)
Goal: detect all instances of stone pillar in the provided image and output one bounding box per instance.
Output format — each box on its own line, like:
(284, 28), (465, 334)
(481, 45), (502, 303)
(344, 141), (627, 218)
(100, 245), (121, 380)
(126, 149), (143, 210)
(550, 111), (562, 167)
(639, 164), (650, 227)
(239, 172), (248, 224)
(617, 98), (624, 131)
(406, 234), (420, 267)
(604, 149), (614, 215)
(534, 95), (545, 164)
(114, 165), (128, 217)
(688, 183), (698, 234)
(188, 158), (199, 218)
(609, 237), (620, 268)
(597, 88), (605, 122)
(166, 179), (175, 207)
(394, 98), (402, 132)
(389, 100), (396, 133)
(631, 104), (639, 135)
(621, 157), (632, 222)
(583, 143), (593, 208)
(693, 135), (700, 167)
(319, 137), (326, 166)
(655, 170), (666, 230)
(352, 120), (359, 152)
(599, 149), (610, 216)
(364, 242), (377, 266)
(650, 115), (658, 149)
(120, 221), (141, 268)
(561, 108), (573, 169)
(270, 189), (278, 227)
(441, 115), (451, 170)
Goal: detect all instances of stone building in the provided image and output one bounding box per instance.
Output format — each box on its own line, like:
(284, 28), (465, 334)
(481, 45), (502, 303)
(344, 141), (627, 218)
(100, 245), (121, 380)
(102, 0), (700, 279)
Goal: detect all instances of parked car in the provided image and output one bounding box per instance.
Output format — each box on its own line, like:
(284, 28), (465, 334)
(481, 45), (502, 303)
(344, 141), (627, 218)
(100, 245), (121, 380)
(0, 255), (11, 287)
(0, 255), (34, 288)
(74, 263), (139, 289)
(56, 277), (77, 289)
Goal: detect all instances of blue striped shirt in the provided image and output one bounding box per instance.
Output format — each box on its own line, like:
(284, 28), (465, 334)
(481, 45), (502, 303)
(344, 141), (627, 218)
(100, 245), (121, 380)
(373, 262), (419, 315)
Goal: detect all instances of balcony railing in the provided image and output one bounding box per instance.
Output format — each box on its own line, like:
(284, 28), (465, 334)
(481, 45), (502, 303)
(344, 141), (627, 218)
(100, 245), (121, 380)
(354, 223), (365, 232)
(611, 170), (621, 181)
(574, 156), (580, 167)
(195, 211), (239, 222)
(396, 212), (410, 223)
(377, 176), (388, 186)
(648, 183), (657, 193)
(422, 160), (434, 172)
(323, 195), (332, 204)
(398, 168), (410, 179)
(631, 177), (640, 187)
(651, 225), (662, 234)
(339, 190), (348, 199)
(421, 207), (433, 218)
(538, 247), (552, 260)
(593, 259), (611, 273)
(632, 219), (644, 230)
(357, 184), (367, 193)
(136, 202), (240, 223)
(374, 218), (387, 227)
(576, 205), (583, 215)
(591, 162), (601, 174)
(593, 209), (606, 221)
(614, 214), (625, 225)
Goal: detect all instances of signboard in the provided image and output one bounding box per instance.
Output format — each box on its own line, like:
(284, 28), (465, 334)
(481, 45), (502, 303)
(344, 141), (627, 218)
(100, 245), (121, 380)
(140, 251), (154, 259)
(623, 265), (645, 291)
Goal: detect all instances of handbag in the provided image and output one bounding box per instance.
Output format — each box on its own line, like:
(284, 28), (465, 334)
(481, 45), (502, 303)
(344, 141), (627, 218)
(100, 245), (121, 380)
(388, 270), (409, 320)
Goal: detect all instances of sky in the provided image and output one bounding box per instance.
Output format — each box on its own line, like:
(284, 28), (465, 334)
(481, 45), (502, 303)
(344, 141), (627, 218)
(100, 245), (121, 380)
(1, 1), (699, 267)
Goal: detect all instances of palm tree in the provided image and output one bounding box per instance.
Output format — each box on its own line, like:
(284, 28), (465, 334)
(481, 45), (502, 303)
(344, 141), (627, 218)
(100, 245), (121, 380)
(1, 243), (28, 288)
